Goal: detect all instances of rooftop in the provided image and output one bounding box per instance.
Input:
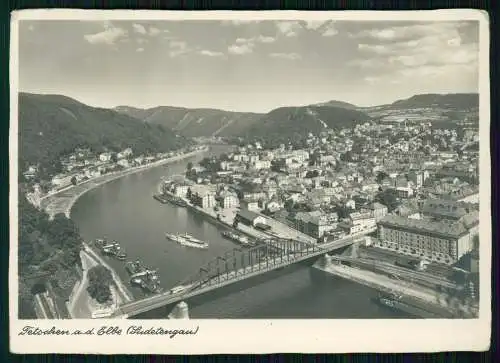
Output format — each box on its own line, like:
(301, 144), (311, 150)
(190, 184), (216, 196)
(295, 211), (330, 225)
(349, 211), (372, 220)
(378, 215), (469, 238)
(236, 209), (262, 222)
(421, 198), (467, 219)
(219, 191), (238, 198)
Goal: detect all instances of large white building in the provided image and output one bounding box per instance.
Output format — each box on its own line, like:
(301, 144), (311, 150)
(377, 215), (476, 264)
(173, 184), (189, 198)
(191, 185), (216, 209)
(220, 192), (239, 209)
(337, 211), (376, 235)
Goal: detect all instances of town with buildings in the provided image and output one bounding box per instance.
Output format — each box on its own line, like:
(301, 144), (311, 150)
(158, 118), (480, 316)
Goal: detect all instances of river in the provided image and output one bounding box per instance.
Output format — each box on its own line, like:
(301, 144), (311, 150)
(71, 145), (409, 319)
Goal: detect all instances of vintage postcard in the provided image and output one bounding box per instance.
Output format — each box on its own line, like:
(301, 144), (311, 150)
(10, 9), (490, 353)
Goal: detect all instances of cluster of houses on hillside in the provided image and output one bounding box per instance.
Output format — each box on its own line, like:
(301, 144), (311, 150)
(23, 147), (194, 193)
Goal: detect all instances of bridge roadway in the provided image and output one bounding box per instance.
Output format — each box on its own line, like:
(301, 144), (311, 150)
(113, 229), (374, 318)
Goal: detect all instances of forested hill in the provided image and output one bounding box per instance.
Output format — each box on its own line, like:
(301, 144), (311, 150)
(18, 194), (82, 318)
(242, 105), (371, 148)
(18, 93), (191, 175)
(310, 100), (359, 110)
(114, 105), (263, 138)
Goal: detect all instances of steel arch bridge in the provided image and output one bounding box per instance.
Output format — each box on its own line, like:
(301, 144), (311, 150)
(178, 238), (325, 292)
(113, 235), (368, 317)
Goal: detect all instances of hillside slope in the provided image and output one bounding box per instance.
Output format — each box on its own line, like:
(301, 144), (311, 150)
(243, 106), (370, 147)
(390, 93), (479, 110)
(19, 93), (190, 174)
(114, 105), (262, 137)
(362, 93), (479, 124)
(18, 193), (82, 318)
(311, 100), (359, 110)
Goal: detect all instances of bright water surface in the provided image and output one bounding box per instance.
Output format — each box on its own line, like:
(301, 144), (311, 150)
(71, 145), (409, 318)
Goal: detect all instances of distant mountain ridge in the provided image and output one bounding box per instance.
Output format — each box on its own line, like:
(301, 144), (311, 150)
(311, 100), (359, 110)
(313, 93), (479, 112)
(359, 93), (479, 124)
(115, 101), (371, 144)
(388, 93), (479, 110)
(114, 92), (477, 142)
(114, 105), (262, 138)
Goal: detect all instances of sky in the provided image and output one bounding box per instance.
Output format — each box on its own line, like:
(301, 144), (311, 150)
(18, 19), (480, 113)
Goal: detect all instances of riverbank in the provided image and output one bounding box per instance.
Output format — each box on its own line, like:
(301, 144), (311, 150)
(40, 146), (209, 218)
(83, 243), (134, 302)
(159, 191), (277, 245)
(157, 189), (245, 231)
(157, 188), (315, 245)
(312, 259), (476, 318)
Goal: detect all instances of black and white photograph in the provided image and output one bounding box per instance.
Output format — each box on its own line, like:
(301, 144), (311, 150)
(10, 10), (490, 353)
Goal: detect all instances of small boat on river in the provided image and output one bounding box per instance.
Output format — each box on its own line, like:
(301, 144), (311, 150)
(130, 269), (163, 294)
(221, 230), (253, 246)
(115, 252), (128, 261)
(373, 292), (452, 318)
(125, 260), (146, 275)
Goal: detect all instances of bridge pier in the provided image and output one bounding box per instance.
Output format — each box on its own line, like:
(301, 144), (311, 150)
(318, 254), (333, 268)
(168, 301), (190, 319)
(351, 243), (359, 259)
